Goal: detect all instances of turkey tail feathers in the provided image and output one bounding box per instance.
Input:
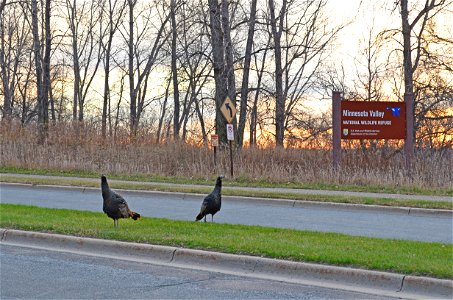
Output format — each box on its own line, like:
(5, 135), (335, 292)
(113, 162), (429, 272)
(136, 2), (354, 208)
(195, 213), (204, 221)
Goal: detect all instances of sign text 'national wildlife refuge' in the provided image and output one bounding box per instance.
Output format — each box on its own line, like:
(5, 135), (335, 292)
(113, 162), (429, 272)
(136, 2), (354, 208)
(341, 101), (406, 139)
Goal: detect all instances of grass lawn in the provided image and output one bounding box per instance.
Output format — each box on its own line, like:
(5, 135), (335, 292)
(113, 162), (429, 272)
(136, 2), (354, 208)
(1, 204), (452, 279)
(1, 166), (451, 196)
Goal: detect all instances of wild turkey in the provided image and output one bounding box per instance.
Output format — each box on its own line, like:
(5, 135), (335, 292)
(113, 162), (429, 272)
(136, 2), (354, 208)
(196, 175), (224, 222)
(101, 175), (140, 227)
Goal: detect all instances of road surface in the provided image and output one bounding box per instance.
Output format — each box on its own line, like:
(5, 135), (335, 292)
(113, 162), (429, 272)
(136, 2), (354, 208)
(0, 183), (451, 243)
(0, 244), (395, 299)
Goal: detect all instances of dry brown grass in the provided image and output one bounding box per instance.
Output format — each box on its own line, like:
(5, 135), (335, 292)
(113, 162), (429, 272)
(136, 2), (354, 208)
(1, 120), (451, 189)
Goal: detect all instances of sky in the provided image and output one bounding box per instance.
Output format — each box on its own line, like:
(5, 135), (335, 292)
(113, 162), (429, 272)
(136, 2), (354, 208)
(308, 0), (452, 113)
(327, 0), (452, 74)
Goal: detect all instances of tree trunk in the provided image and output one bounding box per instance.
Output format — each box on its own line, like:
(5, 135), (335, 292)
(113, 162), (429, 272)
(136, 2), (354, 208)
(68, 1), (79, 121)
(0, 9), (12, 119)
(31, 0), (46, 142)
(127, 0), (170, 138)
(157, 74), (171, 143)
(102, 35), (111, 138)
(102, 21), (113, 138)
(249, 44), (268, 146)
(42, 0), (51, 124)
(128, 0), (137, 137)
(268, 0), (286, 147)
(208, 0), (228, 143)
(221, 0), (236, 115)
(400, 0), (414, 95)
(171, 0), (180, 141)
(237, 0), (257, 147)
(49, 77), (56, 122)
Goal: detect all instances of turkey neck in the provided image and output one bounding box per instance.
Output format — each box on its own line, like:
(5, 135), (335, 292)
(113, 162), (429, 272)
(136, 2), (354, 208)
(101, 177), (110, 199)
(213, 180), (222, 197)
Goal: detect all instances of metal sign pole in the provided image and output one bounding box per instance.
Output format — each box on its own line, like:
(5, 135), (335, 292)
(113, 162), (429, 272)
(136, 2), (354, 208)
(229, 140), (233, 177)
(404, 93), (414, 178)
(221, 97), (237, 178)
(332, 91), (342, 170)
(211, 134), (219, 168)
(226, 124), (234, 178)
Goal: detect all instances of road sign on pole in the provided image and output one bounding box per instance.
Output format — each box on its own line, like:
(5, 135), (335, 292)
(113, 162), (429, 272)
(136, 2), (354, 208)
(221, 97), (237, 124)
(226, 124), (234, 177)
(226, 124), (234, 141)
(211, 134), (219, 147)
(211, 134), (218, 167)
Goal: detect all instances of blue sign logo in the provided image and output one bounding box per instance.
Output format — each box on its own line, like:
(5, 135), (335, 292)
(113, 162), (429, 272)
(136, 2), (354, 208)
(386, 107), (401, 117)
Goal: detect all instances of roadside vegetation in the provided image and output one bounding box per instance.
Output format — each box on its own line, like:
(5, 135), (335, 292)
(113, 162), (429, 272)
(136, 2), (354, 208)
(1, 123), (452, 195)
(1, 204), (451, 279)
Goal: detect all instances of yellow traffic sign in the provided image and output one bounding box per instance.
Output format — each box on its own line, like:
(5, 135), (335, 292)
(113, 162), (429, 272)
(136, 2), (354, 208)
(220, 96), (237, 124)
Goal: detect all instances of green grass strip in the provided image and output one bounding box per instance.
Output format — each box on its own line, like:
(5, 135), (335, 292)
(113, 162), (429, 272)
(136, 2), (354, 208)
(1, 204), (452, 279)
(1, 175), (451, 210)
(1, 166), (451, 196)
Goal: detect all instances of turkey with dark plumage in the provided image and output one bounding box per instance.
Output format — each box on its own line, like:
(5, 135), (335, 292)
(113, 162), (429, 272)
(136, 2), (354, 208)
(101, 175), (140, 227)
(196, 175), (224, 222)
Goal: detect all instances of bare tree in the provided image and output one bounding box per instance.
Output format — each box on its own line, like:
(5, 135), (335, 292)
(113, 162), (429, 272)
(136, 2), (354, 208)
(353, 22), (387, 102)
(65, 0), (104, 122)
(0, 2), (31, 120)
(42, 0), (51, 124)
(237, 0), (257, 147)
(221, 0), (236, 114)
(156, 72), (172, 143)
(400, 0), (448, 95)
(170, 0), (180, 140)
(207, 0), (229, 143)
(30, 0), (50, 141)
(249, 41), (270, 147)
(171, 1), (213, 144)
(124, 0), (171, 137)
(100, 0), (127, 138)
(267, 0), (341, 147)
(397, 0), (451, 156)
(268, 0), (286, 147)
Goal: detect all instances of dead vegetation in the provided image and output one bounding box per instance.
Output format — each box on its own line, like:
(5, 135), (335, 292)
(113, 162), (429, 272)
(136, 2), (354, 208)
(0, 121), (451, 190)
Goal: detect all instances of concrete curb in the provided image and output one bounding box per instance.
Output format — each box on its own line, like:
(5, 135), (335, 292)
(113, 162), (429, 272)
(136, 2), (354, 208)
(1, 182), (451, 217)
(1, 229), (451, 299)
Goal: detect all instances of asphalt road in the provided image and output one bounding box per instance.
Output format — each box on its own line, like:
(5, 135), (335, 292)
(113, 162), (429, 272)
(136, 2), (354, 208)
(1, 183), (452, 243)
(0, 244), (395, 299)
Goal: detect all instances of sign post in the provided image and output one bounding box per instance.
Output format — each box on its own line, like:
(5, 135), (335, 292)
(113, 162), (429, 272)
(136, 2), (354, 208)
(404, 93), (414, 177)
(332, 92), (342, 170)
(226, 124), (234, 177)
(221, 97), (237, 178)
(211, 134), (219, 167)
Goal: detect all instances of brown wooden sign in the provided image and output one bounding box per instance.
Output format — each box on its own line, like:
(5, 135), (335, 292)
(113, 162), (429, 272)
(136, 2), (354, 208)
(341, 101), (406, 139)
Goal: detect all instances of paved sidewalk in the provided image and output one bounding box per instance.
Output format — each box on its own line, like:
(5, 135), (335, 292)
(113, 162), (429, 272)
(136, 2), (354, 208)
(1, 173), (451, 202)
